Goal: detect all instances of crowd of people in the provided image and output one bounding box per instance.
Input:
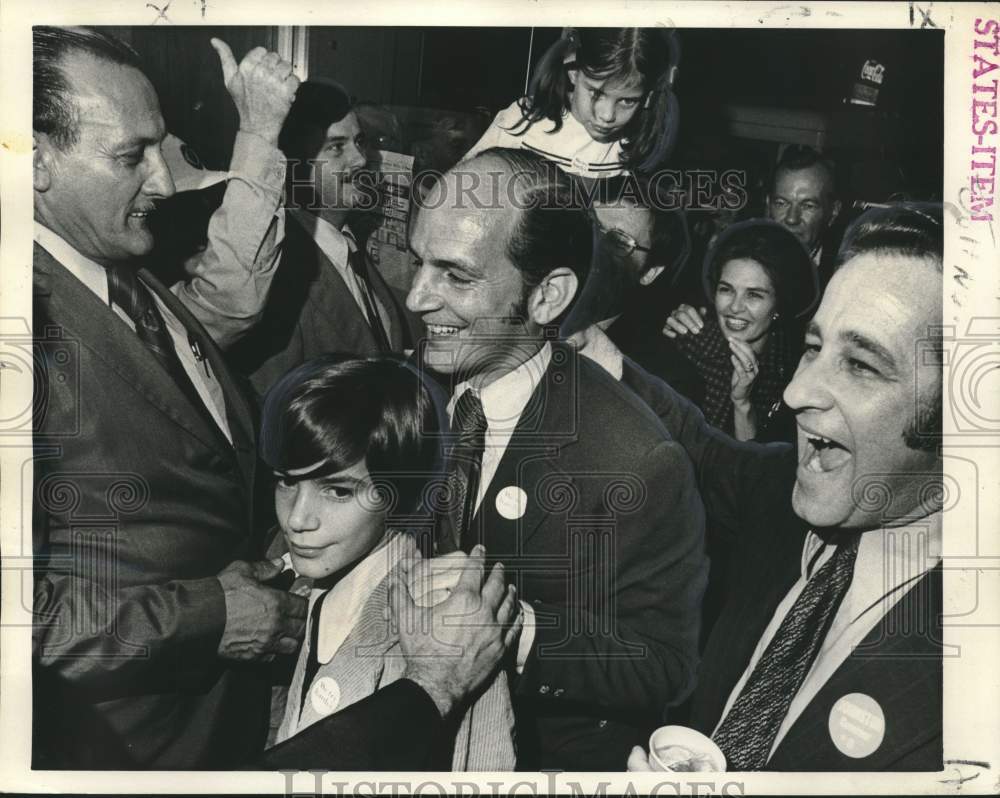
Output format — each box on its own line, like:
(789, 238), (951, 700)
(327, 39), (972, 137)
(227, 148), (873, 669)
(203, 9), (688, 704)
(31, 25), (945, 773)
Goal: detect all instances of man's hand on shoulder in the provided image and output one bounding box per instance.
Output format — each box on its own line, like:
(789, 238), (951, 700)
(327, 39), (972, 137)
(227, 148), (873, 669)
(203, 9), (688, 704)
(216, 558), (308, 662)
(211, 38), (299, 146)
(391, 546), (522, 718)
(662, 304), (707, 339)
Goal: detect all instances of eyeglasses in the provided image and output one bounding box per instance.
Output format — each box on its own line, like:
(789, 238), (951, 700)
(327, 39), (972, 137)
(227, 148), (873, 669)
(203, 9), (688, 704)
(603, 227), (652, 257)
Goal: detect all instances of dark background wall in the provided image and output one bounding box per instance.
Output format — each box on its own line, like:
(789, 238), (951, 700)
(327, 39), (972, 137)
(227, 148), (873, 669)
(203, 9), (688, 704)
(100, 25), (944, 202)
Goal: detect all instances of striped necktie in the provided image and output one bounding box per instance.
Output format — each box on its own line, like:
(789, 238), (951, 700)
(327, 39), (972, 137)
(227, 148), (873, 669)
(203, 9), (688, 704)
(712, 532), (862, 770)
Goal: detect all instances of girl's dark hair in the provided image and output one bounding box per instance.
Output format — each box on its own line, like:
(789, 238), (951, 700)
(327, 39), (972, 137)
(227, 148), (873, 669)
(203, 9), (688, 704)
(703, 219), (818, 320)
(511, 27), (681, 174)
(260, 354), (443, 516)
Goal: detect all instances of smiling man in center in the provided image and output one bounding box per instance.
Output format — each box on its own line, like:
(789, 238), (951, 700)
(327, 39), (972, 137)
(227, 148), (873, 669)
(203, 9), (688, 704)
(405, 147), (708, 771)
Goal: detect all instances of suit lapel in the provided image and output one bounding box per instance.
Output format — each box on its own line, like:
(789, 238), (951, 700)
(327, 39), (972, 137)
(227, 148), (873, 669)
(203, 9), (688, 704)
(34, 245), (241, 460)
(363, 250), (416, 350)
(468, 344), (579, 556)
(693, 515), (806, 733)
(769, 565), (942, 770)
(140, 266), (256, 484)
(294, 222), (380, 356)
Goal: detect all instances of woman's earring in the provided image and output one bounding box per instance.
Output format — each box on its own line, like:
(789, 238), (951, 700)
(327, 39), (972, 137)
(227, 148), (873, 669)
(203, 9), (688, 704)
(772, 312), (780, 321)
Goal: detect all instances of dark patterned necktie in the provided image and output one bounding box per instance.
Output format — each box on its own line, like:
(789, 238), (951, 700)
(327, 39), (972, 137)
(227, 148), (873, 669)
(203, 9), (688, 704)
(445, 389), (488, 553)
(712, 532), (862, 770)
(106, 265), (211, 419)
(347, 248), (391, 352)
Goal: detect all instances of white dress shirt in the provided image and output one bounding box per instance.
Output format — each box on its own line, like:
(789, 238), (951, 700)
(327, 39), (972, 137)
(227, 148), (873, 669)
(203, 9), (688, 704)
(34, 223), (233, 442)
(713, 510), (943, 761)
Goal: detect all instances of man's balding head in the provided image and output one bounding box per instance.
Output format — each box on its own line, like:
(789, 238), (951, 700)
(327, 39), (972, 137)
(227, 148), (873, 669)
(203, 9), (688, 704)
(406, 149), (592, 384)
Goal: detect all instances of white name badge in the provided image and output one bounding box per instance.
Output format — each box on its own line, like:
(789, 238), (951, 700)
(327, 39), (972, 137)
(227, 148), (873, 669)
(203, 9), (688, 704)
(496, 485), (528, 520)
(310, 676), (341, 716)
(828, 693), (885, 758)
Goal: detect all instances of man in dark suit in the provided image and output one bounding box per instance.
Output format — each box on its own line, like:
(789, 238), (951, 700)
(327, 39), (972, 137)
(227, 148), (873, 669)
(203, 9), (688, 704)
(31, 26), (308, 769)
(404, 148), (708, 771)
(228, 79), (420, 395)
(615, 205), (945, 771)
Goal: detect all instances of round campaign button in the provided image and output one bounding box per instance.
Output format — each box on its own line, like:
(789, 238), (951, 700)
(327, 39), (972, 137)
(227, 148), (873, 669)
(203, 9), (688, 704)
(496, 485), (528, 520)
(309, 676), (341, 716)
(828, 693), (885, 758)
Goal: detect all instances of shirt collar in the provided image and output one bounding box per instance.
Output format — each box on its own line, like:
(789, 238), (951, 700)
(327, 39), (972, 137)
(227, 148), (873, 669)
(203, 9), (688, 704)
(290, 208), (353, 265)
(802, 510), (943, 603)
(313, 532), (413, 665)
(449, 342), (552, 434)
(34, 222), (111, 304)
(577, 324), (624, 380)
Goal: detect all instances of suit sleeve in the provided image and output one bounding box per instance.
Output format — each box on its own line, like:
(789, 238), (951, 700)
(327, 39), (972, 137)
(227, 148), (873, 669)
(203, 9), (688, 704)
(32, 501), (228, 696)
(32, 564), (227, 696)
(255, 679), (446, 770)
(623, 360), (795, 538)
(516, 439), (708, 714)
(173, 130), (286, 351)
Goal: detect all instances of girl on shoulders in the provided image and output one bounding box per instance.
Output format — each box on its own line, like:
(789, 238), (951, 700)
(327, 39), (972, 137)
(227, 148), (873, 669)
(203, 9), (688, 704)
(465, 27), (680, 179)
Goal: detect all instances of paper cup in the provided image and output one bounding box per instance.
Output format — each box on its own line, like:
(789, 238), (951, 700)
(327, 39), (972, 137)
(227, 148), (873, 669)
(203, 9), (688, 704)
(648, 725), (726, 772)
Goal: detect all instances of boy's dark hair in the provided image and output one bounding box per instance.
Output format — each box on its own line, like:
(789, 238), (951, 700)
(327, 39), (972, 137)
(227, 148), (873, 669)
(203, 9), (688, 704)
(260, 354), (443, 516)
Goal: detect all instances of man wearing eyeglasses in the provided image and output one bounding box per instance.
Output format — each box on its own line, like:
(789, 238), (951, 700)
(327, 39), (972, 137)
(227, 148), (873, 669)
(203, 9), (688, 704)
(565, 193), (694, 393)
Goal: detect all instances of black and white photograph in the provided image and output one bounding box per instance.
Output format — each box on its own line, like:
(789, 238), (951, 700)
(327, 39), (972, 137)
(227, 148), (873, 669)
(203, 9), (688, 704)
(0, 1), (998, 794)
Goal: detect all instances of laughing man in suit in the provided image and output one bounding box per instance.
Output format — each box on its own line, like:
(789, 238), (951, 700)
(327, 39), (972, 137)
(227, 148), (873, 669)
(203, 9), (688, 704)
(617, 204), (946, 771)
(229, 79), (420, 394)
(31, 26), (308, 768)
(404, 147), (708, 771)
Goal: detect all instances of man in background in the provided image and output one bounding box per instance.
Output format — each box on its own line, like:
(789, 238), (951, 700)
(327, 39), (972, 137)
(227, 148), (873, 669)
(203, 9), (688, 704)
(228, 79), (420, 394)
(766, 145), (842, 287)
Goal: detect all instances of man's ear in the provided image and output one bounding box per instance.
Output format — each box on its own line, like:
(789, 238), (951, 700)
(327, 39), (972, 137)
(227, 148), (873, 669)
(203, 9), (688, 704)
(527, 267), (578, 326)
(639, 265), (666, 286)
(33, 132), (54, 193)
(567, 68), (579, 88)
(829, 198), (843, 226)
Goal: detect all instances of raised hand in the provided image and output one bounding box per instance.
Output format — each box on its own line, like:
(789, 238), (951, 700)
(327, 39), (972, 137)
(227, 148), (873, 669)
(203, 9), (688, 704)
(391, 545), (522, 717)
(662, 304), (707, 338)
(216, 558), (308, 662)
(728, 336), (759, 404)
(210, 38), (299, 145)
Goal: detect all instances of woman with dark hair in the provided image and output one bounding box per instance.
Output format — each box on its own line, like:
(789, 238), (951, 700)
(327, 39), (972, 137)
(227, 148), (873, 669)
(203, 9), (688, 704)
(464, 27), (681, 178)
(661, 220), (818, 442)
(261, 354), (516, 770)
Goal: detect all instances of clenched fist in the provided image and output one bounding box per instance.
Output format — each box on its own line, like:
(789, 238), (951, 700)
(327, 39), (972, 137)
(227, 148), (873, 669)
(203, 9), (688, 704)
(211, 38), (299, 146)
(216, 558), (308, 662)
